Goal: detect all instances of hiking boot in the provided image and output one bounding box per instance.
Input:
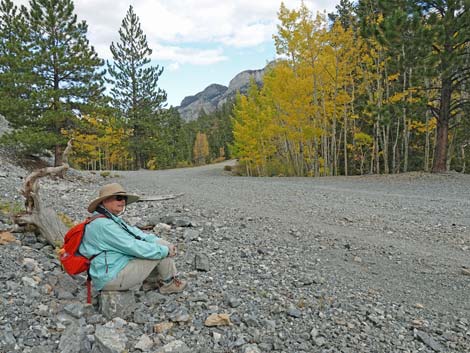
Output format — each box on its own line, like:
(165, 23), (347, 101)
(159, 277), (187, 294)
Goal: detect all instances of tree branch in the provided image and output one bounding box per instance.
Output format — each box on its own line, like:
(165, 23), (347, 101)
(450, 100), (470, 112)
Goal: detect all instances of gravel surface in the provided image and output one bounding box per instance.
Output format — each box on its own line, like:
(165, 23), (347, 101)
(0, 159), (469, 352)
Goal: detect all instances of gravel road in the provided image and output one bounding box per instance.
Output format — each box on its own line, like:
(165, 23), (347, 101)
(123, 161), (470, 315)
(1, 159), (469, 352)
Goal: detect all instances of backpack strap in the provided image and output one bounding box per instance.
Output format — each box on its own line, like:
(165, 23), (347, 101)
(86, 275), (92, 304)
(95, 206), (143, 240)
(87, 214), (106, 224)
(80, 214), (106, 261)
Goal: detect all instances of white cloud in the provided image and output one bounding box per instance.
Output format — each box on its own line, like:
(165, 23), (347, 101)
(220, 22), (275, 48)
(167, 62), (180, 71)
(151, 44), (228, 65)
(15, 0), (338, 65)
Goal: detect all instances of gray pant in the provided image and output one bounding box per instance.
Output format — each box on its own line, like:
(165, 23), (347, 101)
(102, 239), (177, 291)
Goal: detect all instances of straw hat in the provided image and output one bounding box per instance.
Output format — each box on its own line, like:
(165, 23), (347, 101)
(87, 183), (139, 213)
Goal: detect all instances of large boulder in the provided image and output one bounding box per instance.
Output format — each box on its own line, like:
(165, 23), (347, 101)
(99, 291), (136, 320)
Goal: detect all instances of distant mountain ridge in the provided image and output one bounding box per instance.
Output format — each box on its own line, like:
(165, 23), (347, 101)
(177, 66), (267, 121)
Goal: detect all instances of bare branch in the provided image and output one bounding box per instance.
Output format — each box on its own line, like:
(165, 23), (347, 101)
(427, 104), (440, 119)
(450, 100), (470, 112)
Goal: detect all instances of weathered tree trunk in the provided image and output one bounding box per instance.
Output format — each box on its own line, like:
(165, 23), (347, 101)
(14, 140), (73, 246)
(433, 113), (449, 172)
(54, 144), (63, 167)
(432, 76), (452, 172)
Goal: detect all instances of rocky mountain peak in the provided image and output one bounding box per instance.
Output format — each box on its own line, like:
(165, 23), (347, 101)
(179, 84), (227, 108)
(177, 65), (267, 121)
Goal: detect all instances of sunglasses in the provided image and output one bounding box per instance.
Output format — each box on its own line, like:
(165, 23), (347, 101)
(114, 195), (128, 202)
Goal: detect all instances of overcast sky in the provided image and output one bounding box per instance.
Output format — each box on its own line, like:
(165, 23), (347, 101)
(16, 0), (340, 106)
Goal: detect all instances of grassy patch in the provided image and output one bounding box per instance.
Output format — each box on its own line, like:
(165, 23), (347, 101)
(0, 199), (24, 215)
(57, 212), (76, 228)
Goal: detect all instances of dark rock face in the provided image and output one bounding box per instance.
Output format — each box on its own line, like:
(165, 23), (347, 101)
(177, 67), (266, 121)
(180, 84), (228, 108)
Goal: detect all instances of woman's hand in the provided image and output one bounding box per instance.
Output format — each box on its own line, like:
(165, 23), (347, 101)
(168, 244), (177, 257)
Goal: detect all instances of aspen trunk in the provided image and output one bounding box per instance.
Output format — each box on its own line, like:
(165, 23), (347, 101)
(343, 107), (348, 176)
(375, 122), (380, 173)
(332, 116), (337, 176)
(402, 69), (409, 173)
(461, 143), (468, 173)
(393, 117), (400, 173)
(424, 77), (432, 172)
(446, 132), (455, 171)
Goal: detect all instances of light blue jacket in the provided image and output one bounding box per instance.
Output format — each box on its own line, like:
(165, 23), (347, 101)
(79, 213), (169, 290)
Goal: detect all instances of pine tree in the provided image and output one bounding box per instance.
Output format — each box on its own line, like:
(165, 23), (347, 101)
(0, 0), (37, 129)
(26, 0), (105, 166)
(150, 107), (187, 168)
(416, 0), (470, 172)
(107, 5), (167, 169)
(358, 0), (470, 172)
(328, 0), (357, 30)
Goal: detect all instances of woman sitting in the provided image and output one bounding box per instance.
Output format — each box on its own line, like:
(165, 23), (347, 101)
(79, 183), (187, 294)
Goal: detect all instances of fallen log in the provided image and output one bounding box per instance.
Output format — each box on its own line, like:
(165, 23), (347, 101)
(13, 140), (73, 246)
(137, 193), (184, 202)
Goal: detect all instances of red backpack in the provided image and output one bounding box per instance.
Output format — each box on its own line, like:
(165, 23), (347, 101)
(59, 214), (105, 302)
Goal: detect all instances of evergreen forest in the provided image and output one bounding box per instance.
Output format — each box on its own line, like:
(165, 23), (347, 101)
(0, 0), (469, 176)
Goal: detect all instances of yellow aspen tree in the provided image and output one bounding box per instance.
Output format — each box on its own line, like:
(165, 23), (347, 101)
(357, 31), (389, 174)
(262, 61), (316, 176)
(322, 22), (361, 176)
(274, 3), (303, 69)
(193, 132), (209, 165)
(297, 11), (330, 176)
(273, 4), (328, 176)
(62, 114), (131, 170)
(232, 81), (277, 176)
(352, 131), (373, 175)
(101, 118), (132, 170)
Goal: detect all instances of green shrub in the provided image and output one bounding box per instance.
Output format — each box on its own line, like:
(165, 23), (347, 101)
(176, 161), (192, 168)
